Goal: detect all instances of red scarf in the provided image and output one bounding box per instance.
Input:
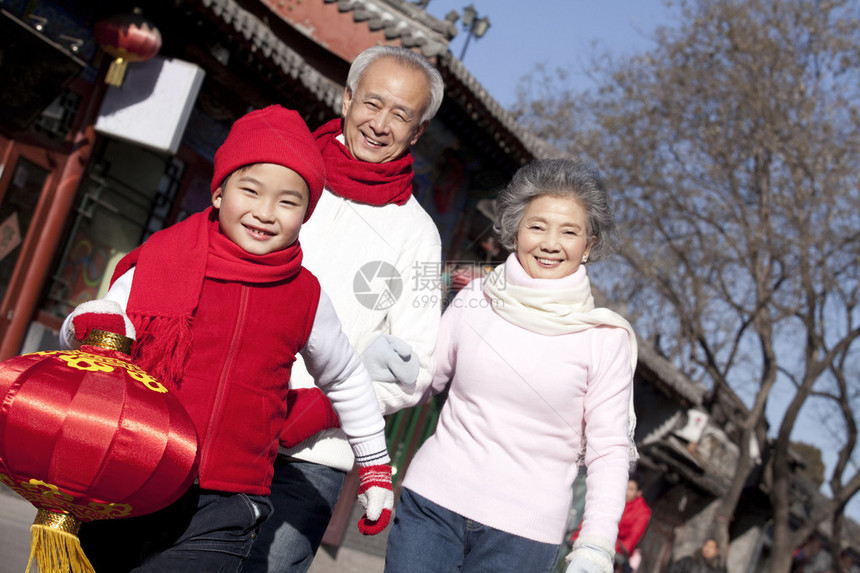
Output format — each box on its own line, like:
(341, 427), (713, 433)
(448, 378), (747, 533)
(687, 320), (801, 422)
(111, 207), (303, 387)
(313, 118), (414, 205)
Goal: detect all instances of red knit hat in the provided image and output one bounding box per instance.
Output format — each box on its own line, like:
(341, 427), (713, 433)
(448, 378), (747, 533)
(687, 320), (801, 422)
(211, 105), (326, 221)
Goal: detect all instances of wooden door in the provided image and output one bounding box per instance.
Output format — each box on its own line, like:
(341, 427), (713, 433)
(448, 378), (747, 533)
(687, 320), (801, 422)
(0, 139), (62, 342)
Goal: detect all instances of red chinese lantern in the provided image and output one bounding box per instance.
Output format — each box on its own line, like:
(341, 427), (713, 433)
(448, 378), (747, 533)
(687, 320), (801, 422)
(93, 11), (162, 87)
(0, 330), (198, 573)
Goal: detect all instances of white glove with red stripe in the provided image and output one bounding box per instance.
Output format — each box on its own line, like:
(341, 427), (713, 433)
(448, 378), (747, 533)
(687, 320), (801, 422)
(356, 464), (394, 535)
(67, 300), (136, 342)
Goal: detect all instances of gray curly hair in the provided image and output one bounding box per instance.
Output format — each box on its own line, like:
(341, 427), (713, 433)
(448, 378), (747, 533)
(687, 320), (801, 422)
(493, 159), (618, 261)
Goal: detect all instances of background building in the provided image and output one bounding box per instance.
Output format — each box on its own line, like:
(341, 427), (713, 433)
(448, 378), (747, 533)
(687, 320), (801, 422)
(0, 0), (557, 362)
(1, 1), (856, 570)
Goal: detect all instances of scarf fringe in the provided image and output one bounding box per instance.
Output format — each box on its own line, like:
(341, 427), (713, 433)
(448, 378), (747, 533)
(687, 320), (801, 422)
(132, 313), (194, 389)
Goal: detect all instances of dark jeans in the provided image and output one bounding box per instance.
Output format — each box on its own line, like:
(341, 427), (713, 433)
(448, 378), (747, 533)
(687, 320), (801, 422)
(79, 484), (272, 572)
(244, 457), (346, 573)
(385, 488), (560, 573)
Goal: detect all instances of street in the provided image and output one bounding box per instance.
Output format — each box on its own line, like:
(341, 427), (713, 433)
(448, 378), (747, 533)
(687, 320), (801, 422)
(0, 484), (383, 573)
(0, 485), (37, 572)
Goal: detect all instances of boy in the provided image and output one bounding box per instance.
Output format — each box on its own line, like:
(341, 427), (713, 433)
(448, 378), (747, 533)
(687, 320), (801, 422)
(60, 105), (393, 572)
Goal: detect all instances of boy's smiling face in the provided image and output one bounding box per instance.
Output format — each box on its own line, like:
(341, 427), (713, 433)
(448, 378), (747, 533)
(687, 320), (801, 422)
(213, 163), (309, 255)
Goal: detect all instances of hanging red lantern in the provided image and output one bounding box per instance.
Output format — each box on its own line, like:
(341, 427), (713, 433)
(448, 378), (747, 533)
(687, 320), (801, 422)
(93, 11), (162, 87)
(0, 330), (198, 573)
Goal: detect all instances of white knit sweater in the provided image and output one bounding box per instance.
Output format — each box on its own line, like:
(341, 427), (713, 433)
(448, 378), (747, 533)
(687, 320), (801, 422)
(280, 187), (442, 471)
(402, 258), (632, 545)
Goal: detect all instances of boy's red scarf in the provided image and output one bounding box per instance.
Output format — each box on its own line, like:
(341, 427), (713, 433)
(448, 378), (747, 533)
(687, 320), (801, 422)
(313, 118), (414, 205)
(110, 207), (303, 387)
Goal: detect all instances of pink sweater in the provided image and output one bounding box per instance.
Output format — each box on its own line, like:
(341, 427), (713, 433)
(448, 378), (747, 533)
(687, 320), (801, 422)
(401, 260), (632, 545)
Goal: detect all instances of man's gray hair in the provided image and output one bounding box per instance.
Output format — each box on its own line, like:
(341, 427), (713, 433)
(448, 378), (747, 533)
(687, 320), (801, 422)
(494, 159), (619, 261)
(346, 46), (444, 124)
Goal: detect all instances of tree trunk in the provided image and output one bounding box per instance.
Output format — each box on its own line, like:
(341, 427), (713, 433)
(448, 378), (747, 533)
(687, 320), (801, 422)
(712, 426), (753, 564)
(769, 536), (796, 573)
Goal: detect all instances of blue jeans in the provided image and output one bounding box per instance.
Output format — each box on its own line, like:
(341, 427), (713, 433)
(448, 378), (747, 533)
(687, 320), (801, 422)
(79, 485), (272, 572)
(385, 488), (560, 573)
(244, 458), (347, 573)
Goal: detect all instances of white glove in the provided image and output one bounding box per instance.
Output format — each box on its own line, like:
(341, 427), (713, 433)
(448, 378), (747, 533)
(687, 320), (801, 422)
(361, 334), (419, 385)
(66, 300), (136, 345)
(566, 535), (615, 573)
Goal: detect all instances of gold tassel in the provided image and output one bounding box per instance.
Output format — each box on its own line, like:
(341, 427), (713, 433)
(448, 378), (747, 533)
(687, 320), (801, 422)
(26, 509), (95, 573)
(105, 58), (128, 87)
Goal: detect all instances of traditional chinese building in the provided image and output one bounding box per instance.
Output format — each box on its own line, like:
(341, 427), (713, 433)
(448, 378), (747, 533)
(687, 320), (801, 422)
(0, 0), (558, 564)
(0, 0), (558, 362)
(5, 2), (856, 571)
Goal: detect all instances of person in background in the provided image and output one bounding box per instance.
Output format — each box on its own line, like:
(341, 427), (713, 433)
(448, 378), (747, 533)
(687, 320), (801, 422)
(792, 537), (833, 573)
(616, 476), (652, 563)
(614, 475), (652, 572)
(245, 45), (444, 572)
(667, 538), (727, 573)
(60, 106), (392, 571)
(572, 475), (652, 572)
(384, 159), (638, 573)
(838, 550), (860, 573)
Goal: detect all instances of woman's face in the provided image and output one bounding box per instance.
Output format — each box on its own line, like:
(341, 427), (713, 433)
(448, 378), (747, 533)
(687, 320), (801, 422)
(515, 194), (593, 280)
(701, 539), (719, 560)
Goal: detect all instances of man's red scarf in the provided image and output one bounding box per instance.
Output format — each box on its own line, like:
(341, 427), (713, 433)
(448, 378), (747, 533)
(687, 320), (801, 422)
(110, 207), (303, 387)
(313, 118), (414, 205)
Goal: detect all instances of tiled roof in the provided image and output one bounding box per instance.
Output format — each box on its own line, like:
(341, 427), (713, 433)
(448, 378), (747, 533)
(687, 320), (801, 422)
(322, 0), (457, 57)
(636, 342), (707, 406)
(642, 435), (732, 496)
(436, 51), (566, 163)
(200, 0), (564, 163)
(200, 0), (344, 113)
(319, 0), (563, 163)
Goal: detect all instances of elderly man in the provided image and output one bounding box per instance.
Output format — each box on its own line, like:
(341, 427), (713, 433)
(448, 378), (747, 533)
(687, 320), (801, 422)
(245, 46), (444, 573)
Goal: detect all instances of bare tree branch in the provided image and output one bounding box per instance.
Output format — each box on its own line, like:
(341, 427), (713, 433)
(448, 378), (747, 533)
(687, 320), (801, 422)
(515, 0), (860, 568)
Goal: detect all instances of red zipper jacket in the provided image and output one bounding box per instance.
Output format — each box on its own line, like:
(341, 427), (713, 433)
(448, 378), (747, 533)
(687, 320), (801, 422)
(175, 271), (320, 494)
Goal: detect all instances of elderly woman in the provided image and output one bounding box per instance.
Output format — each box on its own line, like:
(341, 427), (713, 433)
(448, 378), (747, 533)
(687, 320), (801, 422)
(384, 159), (638, 573)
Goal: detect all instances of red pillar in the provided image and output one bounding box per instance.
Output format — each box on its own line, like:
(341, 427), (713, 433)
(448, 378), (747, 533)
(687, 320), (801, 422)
(0, 80), (107, 359)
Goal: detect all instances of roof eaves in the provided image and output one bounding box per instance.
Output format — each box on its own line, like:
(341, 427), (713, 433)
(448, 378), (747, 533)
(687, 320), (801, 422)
(378, 0), (458, 38)
(199, 0), (343, 113)
(323, 0), (453, 58)
(643, 438), (730, 496)
(636, 342), (707, 406)
(436, 51), (565, 163)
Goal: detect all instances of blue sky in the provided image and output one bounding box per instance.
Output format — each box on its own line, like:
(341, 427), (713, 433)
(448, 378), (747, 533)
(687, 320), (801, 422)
(425, 0), (677, 107)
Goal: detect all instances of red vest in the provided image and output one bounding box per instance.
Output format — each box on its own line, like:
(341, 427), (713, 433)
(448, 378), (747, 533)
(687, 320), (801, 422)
(172, 270), (320, 494)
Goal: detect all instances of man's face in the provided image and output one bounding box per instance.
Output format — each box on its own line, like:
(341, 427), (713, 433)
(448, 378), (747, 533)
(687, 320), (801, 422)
(341, 57), (430, 164)
(625, 480), (642, 503)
